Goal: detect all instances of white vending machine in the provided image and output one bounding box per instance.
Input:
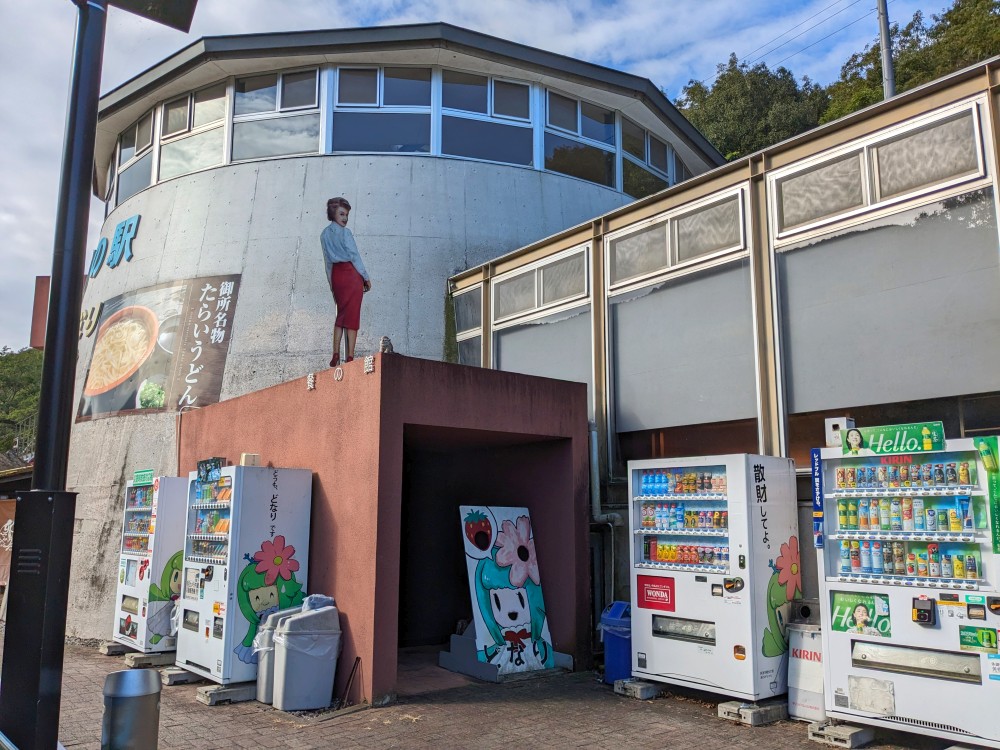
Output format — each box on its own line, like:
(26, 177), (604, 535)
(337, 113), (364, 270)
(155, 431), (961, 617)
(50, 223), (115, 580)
(113, 474), (187, 652)
(175, 461), (312, 685)
(628, 454), (799, 701)
(814, 425), (1000, 748)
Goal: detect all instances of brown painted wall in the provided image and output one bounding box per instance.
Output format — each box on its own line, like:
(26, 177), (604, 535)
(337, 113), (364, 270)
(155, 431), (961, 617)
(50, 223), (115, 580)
(30, 276), (49, 350)
(177, 354), (590, 703)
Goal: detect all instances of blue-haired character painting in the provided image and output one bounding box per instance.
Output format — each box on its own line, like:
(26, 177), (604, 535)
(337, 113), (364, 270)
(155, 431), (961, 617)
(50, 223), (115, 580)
(461, 507), (554, 675)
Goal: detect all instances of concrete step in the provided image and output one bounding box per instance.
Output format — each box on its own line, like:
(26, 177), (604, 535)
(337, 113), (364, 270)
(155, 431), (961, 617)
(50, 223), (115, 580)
(718, 699), (789, 726)
(159, 666), (205, 686)
(124, 651), (175, 669)
(807, 721), (875, 748)
(196, 681), (257, 706)
(98, 641), (130, 656)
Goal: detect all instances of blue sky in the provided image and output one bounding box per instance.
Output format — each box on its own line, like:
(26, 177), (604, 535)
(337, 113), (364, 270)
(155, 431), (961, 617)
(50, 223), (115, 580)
(0, 0), (941, 349)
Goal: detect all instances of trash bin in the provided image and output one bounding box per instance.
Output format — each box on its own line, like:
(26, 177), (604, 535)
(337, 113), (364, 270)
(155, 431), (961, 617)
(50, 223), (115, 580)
(102, 669), (161, 750)
(272, 605), (341, 711)
(254, 605), (303, 705)
(787, 599), (825, 722)
(600, 601), (632, 685)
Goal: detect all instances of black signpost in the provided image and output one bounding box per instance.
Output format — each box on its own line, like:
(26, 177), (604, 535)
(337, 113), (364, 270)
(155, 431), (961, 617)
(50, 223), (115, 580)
(0, 3), (196, 747)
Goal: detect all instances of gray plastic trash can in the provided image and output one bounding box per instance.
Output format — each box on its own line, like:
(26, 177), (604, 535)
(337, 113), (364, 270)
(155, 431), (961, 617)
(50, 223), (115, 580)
(254, 605), (303, 705)
(272, 605), (341, 711)
(102, 669), (161, 750)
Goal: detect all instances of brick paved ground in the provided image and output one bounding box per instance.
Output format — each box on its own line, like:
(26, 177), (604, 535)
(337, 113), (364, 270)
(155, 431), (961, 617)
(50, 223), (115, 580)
(2, 637), (951, 749)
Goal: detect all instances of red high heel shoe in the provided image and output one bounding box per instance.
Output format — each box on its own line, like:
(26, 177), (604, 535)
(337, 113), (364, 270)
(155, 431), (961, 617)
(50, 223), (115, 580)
(330, 354), (340, 367)
(345, 356), (354, 363)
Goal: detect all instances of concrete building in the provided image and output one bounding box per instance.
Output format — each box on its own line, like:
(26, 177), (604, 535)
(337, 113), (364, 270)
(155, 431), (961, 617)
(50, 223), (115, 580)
(66, 24), (722, 640)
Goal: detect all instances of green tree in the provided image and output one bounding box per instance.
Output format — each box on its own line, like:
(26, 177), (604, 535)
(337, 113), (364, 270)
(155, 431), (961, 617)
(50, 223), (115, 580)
(823, 0), (1000, 123)
(676, 54), (829, 160)
(0, 346), (44, 454)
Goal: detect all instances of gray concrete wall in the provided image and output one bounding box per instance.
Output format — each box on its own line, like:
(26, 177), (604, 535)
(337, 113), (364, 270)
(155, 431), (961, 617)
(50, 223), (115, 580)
(65, 153), (629, 639)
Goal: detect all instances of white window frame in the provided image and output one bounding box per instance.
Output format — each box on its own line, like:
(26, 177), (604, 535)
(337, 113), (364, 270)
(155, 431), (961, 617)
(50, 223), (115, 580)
(231, 68), (322, 163)
(768, 98), (988, 246)
(491, 243), (591, 328)
(453, 285), (484, 369)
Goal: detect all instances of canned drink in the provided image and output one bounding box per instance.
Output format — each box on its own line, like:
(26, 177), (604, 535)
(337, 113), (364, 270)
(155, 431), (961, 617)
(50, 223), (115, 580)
(901, 497), (914, 531)
(877, 465), (888, 487)
(860, 541), (872, 573)
(893, 542), (906, 575)
(676, 503), (685, 528)
(937, 508), (949, 532)
(941, 554), (954, 578)
(838, 499), (849, 530)
(948, 508), (962, 533)
(917, 552), (928, 577)
(946, 463), (958, 486)
(934, 464), (945, 486)
(922, 463), (933, 486)
(900, 464), (910, 487)
(846, 467), (857, 488)
(910, 463), (922, 486)
(913, 498), (926, 530)
(953, 555), (966, 578)
(906, 552), (917, 576)
(721, 546), (729, 564)
(858, 498), (870, 530)
(721, 511), (728, 529)
(840, 541), (851, 574)
(871, 541), (884, 574)
(850, 541), (861, 572)
(888, 465), (900, 487)
(713, 510), (722, 528)
(698, 546), (707, 564)
(890, 499), (902, 531)
(966, 554), (978, 580)
(865, 466), (877, 487)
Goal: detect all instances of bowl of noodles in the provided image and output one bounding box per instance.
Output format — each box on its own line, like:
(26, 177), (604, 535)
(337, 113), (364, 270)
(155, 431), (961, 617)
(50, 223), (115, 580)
(83, 306), (160, 398)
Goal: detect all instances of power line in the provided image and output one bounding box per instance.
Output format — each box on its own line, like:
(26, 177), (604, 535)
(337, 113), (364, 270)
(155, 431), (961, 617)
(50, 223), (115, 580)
(770, 1), (895, 70)
(741, 0), (861, 65)
(746, 0), (866, 66)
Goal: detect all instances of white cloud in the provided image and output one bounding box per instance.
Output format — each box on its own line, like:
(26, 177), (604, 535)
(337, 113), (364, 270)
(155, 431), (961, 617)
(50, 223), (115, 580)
(0, 0), (940, 348)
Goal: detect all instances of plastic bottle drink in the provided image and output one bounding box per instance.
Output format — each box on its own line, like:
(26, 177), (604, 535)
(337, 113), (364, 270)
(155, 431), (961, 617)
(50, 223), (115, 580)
(913, 498), (925, 530)
(840, 541), (851, 574)
(978, 440), (998, 472)
(927, 543), (940, 577)
(850, 541), (861, 572)
(860, 541), (872, 573)
(953, 555), (966, 578)
(917, 552), (928, 577)
(889, 499), (902, 530)
(879, 499), (891, 531)
(872, 541), (884, 574)
(966, 555), (978, 579)
(901, 498), (913, 531)
(858, 498), (870, 530)
(937, 509), (949, 532)
(941, 554), (954, 578)
(848, 499), (859, 530)
(893, 542), (906, 574)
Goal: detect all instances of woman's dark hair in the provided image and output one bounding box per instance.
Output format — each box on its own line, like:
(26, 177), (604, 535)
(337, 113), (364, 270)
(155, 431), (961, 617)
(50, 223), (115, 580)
(327, 197), (352, 221)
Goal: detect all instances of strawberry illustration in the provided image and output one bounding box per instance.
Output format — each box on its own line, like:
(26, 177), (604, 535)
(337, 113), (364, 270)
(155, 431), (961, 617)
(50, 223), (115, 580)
(464, 510), (493, 551)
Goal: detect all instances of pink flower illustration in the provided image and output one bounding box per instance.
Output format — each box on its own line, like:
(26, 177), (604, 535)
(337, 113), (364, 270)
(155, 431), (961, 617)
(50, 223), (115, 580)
(252, 535), (300, 586)
(775, 535), (802, 601)
(494, 516), (540, 587)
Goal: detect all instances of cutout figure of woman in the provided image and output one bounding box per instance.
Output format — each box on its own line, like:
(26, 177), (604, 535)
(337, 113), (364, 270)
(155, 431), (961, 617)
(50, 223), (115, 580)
(321, 197), (372, 367)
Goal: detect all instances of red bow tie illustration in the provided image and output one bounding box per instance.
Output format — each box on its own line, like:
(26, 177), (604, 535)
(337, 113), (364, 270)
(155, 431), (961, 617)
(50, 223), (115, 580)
(503, 629), (530, 647)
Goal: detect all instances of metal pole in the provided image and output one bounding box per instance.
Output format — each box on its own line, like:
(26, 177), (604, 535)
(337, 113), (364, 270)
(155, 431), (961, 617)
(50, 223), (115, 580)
(0, 2), (107, 747)
(876, 0), (896, 99)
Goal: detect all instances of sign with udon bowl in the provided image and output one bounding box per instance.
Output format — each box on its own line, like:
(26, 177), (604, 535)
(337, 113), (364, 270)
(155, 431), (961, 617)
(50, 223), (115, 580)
(77, 274), (241, 420)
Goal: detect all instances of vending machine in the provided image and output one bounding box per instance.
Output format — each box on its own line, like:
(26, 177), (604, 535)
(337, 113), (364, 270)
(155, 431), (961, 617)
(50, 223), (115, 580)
(113, 474), (188, 652)
(628, 454), (799, 701)
(814, 425), (1000, 748)
(175, 461), (312, 685)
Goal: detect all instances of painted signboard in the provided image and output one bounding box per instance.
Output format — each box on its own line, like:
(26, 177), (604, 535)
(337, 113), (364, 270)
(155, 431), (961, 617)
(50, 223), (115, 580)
(460, 506), (555, 675)
(77, 275), (240, 420)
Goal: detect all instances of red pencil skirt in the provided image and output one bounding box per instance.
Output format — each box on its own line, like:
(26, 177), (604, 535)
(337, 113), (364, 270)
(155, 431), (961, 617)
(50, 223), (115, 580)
(331, 262), (364, 330)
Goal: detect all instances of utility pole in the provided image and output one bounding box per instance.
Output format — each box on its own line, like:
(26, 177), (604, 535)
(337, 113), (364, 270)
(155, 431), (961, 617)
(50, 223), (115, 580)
(877, 0), (896, 98)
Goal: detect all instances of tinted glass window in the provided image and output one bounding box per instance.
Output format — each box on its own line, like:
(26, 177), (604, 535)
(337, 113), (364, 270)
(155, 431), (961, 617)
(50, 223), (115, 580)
(384, 67), (431, 106)
(548, 92), (577, 132)
(458, 336), (482, 367)
(159, 126), (224, 180)
(540, 253), (586, 305)
(609, 220), (668, 285)
(876, 113), (979, 199)
(232, 114), (320, 160)
(235, 74), (278, 115)
(281, 70), (318, 109)
(453, 287), (482, 333)
(778, 152), (864, 231)
(162, 97), (189, 137)
(622, 117), (644, 160)
(581, 102), (615, 145)
(442, 70), (487, 113)
(332, 112), (430, 153)
(192, 84), (226, 127)
(338, 69), (377, 105)
(494, 272), (536, 319)
(649, 137), (669, 173)
(544, 132), (615, 188)
(442, 117), (532, 166)
(675, 195), (741, 263)
(494, 80), (529, 119)
(119, 125), (137, 166)
(136, 112), (153, 152)
(116, 152), (152, 205)
(623, 160), (667, 200)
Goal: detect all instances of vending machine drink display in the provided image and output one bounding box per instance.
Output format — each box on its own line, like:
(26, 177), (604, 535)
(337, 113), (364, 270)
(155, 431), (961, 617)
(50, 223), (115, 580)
(175, 460), (312, 685)
(628, 454), (798, 701)
(813, 424), (1000, 748)
(113, 474), (187, 652)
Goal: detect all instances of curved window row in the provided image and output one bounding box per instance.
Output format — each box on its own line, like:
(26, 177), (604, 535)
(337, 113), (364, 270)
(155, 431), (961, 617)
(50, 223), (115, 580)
(108, 64), (692, 208)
